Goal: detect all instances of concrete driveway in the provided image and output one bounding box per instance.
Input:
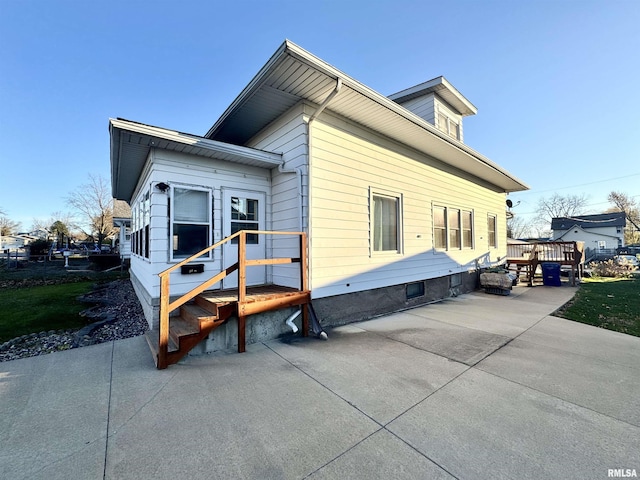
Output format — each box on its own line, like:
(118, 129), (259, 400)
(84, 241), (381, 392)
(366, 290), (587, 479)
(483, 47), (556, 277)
(1, 285), (639, 479)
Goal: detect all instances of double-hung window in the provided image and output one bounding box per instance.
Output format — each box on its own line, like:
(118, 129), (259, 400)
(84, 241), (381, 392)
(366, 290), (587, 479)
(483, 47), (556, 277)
(448, 208), (461, 249)
(487, 214), (497, 248)
(171, 186), (211, 259)
(462, 210), (473, 248)
(371, 190), (402, 254)
(433, 206), (447, 249)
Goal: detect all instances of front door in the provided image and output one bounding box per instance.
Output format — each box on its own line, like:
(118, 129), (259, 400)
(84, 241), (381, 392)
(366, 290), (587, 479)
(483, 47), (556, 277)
(222, 189), (266, 289)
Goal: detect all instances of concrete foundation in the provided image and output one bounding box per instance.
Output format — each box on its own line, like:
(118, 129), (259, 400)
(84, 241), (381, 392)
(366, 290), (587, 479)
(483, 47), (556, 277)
(131, 271), (479, 355)
(196, 271), (478, 354)
(313, 271), (478, 328)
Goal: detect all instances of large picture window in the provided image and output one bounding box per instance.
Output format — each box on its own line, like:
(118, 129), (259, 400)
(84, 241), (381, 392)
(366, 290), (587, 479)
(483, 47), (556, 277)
(371, 191), (402, 254)
(171, 187), (211, 259)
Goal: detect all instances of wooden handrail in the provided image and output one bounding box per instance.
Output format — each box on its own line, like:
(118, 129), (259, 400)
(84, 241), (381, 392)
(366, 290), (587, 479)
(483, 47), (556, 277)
(157, 230), (307, 367)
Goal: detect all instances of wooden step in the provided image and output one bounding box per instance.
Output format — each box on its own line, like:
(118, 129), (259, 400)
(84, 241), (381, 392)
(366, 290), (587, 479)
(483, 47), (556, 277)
(145, 330), (179, 367)
(169, 316), (200, 346)
(194, 294), (234, 316)
(180, 303), (219, 327)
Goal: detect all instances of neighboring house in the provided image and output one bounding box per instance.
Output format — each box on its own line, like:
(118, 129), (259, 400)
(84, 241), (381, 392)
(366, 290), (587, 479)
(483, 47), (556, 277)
(551, 212), (626, 253)
(109, 40), (528, 351)
(112, 199), (132, 261)
(1, 234), (38, 250)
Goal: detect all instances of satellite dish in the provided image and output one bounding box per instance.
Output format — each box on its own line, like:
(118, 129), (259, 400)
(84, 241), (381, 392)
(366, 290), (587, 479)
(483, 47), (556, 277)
(506, 199), (513, 208)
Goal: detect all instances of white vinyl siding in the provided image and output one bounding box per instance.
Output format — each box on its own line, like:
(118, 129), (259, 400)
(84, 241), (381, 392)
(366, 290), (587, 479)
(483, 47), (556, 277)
(393, 93), (436, 124)
(309, 110), (506, 298)
(128, 148), (272, 301)
(247, 103), (309, 289)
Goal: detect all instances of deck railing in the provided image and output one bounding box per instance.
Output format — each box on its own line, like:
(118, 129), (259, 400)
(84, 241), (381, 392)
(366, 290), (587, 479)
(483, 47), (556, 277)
(157, 230), (308, 367)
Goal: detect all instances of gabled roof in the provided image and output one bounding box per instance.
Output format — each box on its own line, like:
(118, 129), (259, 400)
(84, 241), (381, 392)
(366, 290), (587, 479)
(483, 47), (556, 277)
(205, 40), (528, 193)
(110, 118), (282, 201)
(388, 76), (478, 117)
(551, 211), (626, 231)
(554, 224), (621, 241)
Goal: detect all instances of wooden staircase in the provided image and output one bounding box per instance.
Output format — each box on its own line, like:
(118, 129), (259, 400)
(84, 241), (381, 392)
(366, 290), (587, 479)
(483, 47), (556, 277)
(145, 297), (235, 368)
(148, 231), (310, 369)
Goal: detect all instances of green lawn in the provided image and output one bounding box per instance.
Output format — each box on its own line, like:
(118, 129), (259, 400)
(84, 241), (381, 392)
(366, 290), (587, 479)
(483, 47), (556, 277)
(556, 276), (640, 337)
(0, 281), (95, 342)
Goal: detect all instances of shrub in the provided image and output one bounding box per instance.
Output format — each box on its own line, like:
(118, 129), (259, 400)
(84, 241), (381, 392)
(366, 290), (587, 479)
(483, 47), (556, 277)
(589, 259), (634, 278)
(28, 239), (51, 256)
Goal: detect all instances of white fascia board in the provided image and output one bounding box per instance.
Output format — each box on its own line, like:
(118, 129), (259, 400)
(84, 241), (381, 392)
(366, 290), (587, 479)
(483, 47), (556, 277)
(110, 118), (282, 165)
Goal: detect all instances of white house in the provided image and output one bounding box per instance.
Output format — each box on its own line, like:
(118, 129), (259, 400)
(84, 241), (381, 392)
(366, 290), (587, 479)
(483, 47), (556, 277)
(110, 40), (528, 361)
(551, 212), (626, 253)
(112, 199), (132, 262)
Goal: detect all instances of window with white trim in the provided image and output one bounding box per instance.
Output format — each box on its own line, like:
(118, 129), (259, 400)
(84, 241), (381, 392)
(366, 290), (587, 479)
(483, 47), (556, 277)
(448, 208), (461, 249)
(438, 113), (460, 140)
(487, 214), (497, 248)
(371, 190), (402, 254)
(433, 206), (447, 249)
(462, 210), (473, 248)
(131, 190), (150, 259)
(434, 205), (474, 251)
(171, 186), (211, 259)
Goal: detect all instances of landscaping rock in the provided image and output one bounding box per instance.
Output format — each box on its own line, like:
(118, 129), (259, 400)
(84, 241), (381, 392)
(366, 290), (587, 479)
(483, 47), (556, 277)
(0, 279), (148, 362)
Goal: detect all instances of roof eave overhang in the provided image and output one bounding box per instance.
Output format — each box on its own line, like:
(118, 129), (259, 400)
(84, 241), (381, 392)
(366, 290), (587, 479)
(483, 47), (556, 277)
(205, 40), (528, 193)
(109, 118), (282, 202)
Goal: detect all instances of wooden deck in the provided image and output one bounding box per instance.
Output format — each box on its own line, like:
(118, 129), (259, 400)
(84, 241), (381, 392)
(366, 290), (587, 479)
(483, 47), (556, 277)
(506, 241), (585, 286)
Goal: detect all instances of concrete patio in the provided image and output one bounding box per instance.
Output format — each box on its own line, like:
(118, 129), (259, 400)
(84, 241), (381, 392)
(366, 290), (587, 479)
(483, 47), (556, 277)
(1, 285), (639, 479)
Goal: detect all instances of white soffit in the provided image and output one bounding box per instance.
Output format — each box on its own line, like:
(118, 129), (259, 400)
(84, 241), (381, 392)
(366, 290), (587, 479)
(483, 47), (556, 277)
(110, 118), (282, 201)
(206, 40), (528, 193)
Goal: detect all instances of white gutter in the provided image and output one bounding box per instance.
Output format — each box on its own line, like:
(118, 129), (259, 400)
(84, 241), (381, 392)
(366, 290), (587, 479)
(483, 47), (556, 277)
(305, 78), (344, 298)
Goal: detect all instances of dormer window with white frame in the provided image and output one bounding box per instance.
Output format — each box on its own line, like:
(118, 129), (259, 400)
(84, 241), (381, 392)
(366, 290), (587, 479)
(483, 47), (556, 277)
(438, 113), (460, 140)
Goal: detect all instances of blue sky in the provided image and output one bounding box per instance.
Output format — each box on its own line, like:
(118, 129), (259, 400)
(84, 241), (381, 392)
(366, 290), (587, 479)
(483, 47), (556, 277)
(1, 0), (639, 232)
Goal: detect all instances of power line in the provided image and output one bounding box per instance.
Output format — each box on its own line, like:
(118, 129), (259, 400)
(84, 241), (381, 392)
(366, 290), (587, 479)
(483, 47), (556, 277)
(511, 173), (640, 196)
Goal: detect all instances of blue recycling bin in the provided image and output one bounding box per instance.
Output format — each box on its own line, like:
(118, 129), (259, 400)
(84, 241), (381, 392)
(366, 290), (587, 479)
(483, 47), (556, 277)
(541, 262), (561, 286)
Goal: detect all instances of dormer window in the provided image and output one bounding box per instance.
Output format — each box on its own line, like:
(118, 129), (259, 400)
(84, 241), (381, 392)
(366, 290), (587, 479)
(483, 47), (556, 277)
(438, 113), (460, 140)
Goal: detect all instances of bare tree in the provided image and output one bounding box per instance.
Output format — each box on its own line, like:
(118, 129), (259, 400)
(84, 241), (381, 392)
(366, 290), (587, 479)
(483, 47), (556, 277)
(507, 215), (532, 239)
(0, 215), (22, 236)
(534, 193), (589, 233)
(607, 191), (640, 245)
(66, 174), (115, 248)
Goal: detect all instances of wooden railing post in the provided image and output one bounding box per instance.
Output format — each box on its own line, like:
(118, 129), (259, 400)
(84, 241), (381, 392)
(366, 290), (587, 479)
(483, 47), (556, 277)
(158, 273), (170, 368)
(238, 231), (247, 353)
(300, 232), (309, 337)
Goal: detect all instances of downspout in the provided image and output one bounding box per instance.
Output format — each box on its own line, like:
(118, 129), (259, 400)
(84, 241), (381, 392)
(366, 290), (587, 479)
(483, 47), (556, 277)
(281, 78), (343, 338)
(305, 76), (343, 294)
